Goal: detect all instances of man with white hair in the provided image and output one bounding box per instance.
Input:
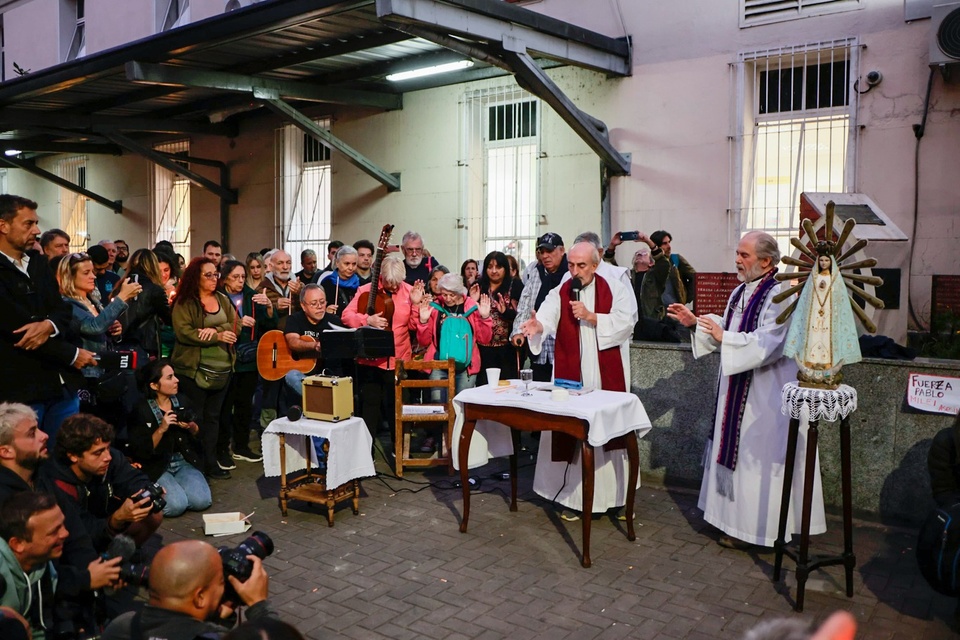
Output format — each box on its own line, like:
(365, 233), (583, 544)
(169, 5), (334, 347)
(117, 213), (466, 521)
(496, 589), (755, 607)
(400, 231), (439, 286)
(262, 250), (303, 331)
(667, 230), (821, 550)
(520, 241), (638, 519)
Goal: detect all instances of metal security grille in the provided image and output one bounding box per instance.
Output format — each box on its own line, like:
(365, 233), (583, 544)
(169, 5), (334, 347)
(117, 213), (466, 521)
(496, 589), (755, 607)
(152, 140), (191, 259)
(733, 39), (858, 256)
(276, 120), (331, 263)
(56, 156), (87, 251)
(460, 86), (540, 270)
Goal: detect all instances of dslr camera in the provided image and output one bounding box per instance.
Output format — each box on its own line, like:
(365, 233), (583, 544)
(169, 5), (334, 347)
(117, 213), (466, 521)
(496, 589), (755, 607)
(218, 531), (274, 603)
(168, 407), (198, 425)
(132, 483), (166, 514)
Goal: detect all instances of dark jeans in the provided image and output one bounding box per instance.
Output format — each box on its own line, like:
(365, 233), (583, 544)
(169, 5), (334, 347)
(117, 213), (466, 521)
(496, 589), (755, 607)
(356, 364), (395, 447)
(177, 375), (231, 474)
(218, 370), (258, 454)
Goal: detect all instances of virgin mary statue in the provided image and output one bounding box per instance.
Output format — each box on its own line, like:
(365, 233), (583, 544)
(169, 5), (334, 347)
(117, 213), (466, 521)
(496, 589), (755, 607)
(783, 249), (862, 388)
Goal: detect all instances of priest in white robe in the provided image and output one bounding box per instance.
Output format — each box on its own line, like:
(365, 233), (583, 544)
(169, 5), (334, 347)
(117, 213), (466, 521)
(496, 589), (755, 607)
(668, 231), (826, 548)
(521, 242), (639, 515)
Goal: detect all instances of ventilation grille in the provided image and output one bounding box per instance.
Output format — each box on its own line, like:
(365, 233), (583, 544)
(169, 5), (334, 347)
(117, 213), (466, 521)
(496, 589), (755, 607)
(742, 0), (860, 26)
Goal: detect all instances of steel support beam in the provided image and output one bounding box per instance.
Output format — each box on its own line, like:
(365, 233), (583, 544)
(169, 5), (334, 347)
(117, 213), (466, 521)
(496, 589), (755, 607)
(504, 50), (630, 176)
(0, 156), (122, 213)
(376, 0), (631, 76)
(104, 132), (238, 204)
(0, 140), (122, 155)
(261, 96), (400, 192)
(0, 109), (237, 137)
(126, 62), (402, 111)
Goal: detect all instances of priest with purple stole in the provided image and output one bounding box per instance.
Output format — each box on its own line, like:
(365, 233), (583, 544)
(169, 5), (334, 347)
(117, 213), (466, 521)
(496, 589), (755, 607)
(668, 231), (825, 549)
(521, 242), (638, 517)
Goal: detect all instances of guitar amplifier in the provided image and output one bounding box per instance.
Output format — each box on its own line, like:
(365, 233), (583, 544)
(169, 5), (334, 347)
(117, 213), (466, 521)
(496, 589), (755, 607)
(302, 375), (354, 422)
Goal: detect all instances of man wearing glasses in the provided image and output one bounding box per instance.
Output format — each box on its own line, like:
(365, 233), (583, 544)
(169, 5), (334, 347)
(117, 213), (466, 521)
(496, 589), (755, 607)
(400, 231), (439, 286)
(0, 195), (98, 436)
(282, 284), (342, 396)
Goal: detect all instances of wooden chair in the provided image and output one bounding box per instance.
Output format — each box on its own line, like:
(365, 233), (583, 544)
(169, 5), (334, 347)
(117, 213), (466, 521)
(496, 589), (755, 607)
(393, 359), (456, 477)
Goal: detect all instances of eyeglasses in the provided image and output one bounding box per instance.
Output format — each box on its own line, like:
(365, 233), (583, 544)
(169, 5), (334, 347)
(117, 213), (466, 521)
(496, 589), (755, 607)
(303, 300), (327, 309)
(201, 272), (219, 279)
(403, 246), (423, 254)
(68, 252), (90, 263)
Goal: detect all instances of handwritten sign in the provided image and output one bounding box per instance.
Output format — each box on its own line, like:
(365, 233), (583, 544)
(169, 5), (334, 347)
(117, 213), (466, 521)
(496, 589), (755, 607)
(906, 373), (960, 416)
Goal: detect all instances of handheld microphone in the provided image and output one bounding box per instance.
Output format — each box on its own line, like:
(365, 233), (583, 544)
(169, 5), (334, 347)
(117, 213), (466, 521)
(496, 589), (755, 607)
(570, 277), (583, 302)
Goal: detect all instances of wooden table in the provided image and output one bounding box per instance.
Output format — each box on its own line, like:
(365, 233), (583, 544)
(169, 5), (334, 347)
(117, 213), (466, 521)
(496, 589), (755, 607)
(262, 416), (375, 526)
(457, 402), (639, 568)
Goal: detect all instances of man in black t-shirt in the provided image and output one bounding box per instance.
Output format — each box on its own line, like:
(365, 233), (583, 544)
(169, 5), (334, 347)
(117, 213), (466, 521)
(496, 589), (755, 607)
(400, 230), (439, 285)
(282, 284), (341, 396)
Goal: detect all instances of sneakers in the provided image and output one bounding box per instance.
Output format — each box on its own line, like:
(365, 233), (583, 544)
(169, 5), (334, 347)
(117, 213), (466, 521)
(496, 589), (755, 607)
(232, 448), (263, 463)
(217, 451), (236, 471)
(207, 466), (231, 479)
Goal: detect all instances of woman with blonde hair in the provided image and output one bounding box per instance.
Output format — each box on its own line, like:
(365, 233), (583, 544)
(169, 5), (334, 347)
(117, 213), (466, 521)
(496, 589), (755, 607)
(245, 252), (267, 291)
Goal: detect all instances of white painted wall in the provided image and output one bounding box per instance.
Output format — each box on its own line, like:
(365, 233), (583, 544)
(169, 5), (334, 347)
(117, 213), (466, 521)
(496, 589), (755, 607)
(4, 0), (61, 73)
(85, 0), (152, 55)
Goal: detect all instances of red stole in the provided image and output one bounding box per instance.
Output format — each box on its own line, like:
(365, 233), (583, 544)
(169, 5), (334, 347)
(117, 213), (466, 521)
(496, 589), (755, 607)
(551, 274), (627, 462)
(553, 275), (626, 393)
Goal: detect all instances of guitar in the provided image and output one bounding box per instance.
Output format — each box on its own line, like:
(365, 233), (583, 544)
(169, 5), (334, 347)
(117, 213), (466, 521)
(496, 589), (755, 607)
(256, 330), (317, 381)
(356, 224), (395, 323)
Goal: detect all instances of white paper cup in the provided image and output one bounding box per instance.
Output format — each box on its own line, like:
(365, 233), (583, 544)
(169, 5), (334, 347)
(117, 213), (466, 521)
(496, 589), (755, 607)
(552, 388), (569, 402)
(486, 368), (501, 386)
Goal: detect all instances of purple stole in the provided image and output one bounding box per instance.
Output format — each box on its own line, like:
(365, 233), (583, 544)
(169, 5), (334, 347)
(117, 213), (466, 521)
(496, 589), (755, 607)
(715, 269), (778, 472)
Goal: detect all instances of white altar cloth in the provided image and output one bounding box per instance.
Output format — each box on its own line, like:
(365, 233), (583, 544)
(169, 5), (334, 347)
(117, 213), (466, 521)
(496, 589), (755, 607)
(262, 416), (375, 489)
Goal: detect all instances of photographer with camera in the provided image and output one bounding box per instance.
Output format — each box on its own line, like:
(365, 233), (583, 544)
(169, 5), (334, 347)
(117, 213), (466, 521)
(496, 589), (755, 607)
(102, 538), (277, 640)
(47, 414), (162, 552)
(130, 359), (211, 517)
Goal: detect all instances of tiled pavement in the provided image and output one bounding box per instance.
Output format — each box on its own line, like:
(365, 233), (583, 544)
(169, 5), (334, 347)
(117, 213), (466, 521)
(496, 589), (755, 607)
(157, 441), (958, 639)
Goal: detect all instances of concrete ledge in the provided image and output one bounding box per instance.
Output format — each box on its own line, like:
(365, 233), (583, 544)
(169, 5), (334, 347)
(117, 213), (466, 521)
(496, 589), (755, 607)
(629, 341), (960, 525)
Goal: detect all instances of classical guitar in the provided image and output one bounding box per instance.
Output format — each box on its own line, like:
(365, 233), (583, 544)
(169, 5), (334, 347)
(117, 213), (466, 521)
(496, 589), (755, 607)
(256, 330), (317, 381)
(355, 224), (395, 323)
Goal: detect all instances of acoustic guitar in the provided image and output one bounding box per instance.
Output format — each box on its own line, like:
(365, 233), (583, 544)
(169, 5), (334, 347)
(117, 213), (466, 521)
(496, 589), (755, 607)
(355, 224), (395, 323)
(256, 330), (317, 381)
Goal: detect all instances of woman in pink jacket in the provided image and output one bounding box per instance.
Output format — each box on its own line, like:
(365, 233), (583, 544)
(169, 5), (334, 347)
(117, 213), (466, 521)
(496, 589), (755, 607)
(412, 272), (492, 400)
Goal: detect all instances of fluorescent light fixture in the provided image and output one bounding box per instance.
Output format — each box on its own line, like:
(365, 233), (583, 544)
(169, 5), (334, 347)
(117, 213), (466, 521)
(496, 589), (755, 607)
(4, 149), (21, 156)
(386, 60), (474, 82)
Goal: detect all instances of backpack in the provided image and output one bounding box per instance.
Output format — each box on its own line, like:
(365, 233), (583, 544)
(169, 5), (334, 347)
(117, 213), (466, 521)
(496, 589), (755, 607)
(431, 303), (477, 372)
(916, 502), (960, 596)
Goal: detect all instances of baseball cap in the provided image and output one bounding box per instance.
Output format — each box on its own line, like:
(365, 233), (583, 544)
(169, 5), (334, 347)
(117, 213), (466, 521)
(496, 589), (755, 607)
(536, 232), (564, 251)
(87, 245), (110, 266)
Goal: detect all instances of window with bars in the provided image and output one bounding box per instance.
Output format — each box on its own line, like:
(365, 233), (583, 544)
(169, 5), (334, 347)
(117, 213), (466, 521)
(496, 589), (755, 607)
(461, 87), (540, 269)
(276, 121), (332, 263)
(733, 40), (858, 257)
(57, 157), (88, 251)
(741, 0), (860, 27)
(153, 140), (192, 259)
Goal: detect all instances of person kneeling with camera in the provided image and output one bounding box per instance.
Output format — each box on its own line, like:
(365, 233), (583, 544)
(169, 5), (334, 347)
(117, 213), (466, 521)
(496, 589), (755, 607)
(129, 358), (212, 517)
(101, 537), (277, 640)
(47, 414), (162, 553)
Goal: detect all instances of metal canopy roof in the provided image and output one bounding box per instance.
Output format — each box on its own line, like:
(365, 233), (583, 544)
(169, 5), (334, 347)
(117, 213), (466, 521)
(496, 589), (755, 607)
(0, 0), (632, 196)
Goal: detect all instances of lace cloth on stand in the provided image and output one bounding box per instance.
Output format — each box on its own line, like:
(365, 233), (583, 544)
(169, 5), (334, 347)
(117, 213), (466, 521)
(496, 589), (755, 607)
(781, 381), (858, 422)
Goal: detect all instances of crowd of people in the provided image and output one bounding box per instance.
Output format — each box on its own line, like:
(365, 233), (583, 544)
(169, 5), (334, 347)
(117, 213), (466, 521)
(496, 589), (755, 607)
(0, 189), (840, 638)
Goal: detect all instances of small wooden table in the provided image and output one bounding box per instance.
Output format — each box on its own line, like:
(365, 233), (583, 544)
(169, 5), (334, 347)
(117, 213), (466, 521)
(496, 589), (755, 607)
(457, 402), (639, 568)
(262, 416), (375, 526)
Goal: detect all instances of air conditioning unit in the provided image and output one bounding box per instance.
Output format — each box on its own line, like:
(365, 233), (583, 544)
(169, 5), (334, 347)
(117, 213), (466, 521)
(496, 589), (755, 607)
(930, 2), (960, 79)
